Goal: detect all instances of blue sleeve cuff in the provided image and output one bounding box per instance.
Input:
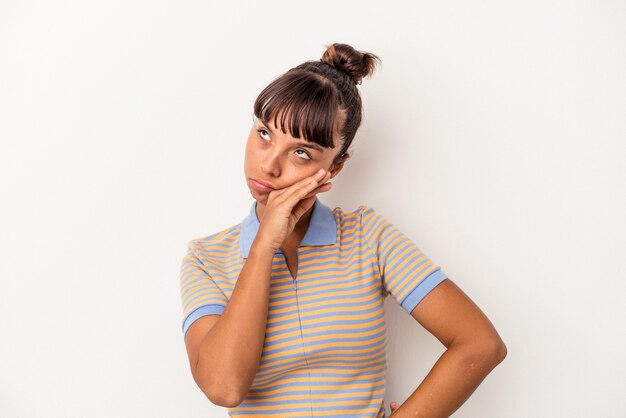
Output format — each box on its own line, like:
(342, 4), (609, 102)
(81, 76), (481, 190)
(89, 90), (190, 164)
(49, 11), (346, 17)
(400, 269), (449, 315)
(182, 304), (225, 337)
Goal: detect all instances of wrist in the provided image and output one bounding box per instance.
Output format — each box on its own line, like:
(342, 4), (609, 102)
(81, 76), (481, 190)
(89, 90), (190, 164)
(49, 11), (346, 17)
(250, 240), (277, 258)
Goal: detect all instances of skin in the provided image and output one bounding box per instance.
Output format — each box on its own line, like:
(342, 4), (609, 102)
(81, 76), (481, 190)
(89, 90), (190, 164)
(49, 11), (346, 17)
(243, 112), (407, 409)
(244, 114), (349, 251)
(243, 112), (507, 417)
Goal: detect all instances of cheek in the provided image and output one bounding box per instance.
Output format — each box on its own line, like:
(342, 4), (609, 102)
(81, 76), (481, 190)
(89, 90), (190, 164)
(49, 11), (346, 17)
(244, 139), (261, 159)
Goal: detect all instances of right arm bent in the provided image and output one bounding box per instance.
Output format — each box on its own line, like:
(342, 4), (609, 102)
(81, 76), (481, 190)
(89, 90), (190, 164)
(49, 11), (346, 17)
(184, 241), (276, 407)
(184, 168), (333, 407)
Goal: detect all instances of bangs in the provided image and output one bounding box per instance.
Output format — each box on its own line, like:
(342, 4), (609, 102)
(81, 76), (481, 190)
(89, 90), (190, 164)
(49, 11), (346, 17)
(253, 70), (342, 150)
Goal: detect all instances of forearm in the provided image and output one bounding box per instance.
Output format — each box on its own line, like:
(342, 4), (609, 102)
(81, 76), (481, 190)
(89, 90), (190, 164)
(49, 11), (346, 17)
(195, 240), (275, 404)
(391, 342), (507, 417)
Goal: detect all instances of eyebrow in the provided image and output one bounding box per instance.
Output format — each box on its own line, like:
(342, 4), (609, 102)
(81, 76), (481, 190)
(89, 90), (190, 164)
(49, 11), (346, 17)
(258, 120), (325, 152)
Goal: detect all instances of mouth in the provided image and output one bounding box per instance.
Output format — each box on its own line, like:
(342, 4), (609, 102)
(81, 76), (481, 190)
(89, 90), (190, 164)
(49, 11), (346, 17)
(249, 178), (276, 193)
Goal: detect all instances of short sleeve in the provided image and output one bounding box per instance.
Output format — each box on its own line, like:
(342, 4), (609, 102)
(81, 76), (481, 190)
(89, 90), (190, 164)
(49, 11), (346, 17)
(179, 241), (228, 338)
(361, 206), (449, 315)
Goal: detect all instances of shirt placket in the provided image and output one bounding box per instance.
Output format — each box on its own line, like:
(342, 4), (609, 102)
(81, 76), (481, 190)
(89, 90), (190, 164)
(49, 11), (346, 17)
(277, 248), (314, 417)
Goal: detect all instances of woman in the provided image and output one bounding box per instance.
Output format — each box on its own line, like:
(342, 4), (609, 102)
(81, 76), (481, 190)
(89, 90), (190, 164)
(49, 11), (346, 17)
(180, 43), (507, 418)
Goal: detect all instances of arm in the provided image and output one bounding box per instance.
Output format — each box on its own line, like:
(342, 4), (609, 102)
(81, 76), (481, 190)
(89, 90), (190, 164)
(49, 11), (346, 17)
(184, 171), (332, 407)
(390, 278), (507, 418)
(184, 241), (276, 407)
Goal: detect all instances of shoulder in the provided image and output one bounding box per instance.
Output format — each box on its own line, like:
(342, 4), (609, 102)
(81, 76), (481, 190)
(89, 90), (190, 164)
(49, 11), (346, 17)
(330, 203), (377, 224)
(356, 204), (386, 228)
(326, 205), (392, 247)
(325, 204), (389, 238)
(185, 223), (241, 261)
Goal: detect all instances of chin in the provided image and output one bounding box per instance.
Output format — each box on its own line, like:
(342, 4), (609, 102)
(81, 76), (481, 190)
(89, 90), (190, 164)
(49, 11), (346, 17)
(249, 188), (269, 202)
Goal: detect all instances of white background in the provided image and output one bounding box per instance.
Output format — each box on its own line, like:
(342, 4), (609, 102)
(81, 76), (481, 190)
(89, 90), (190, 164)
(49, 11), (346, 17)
(1, 1), (625, 417)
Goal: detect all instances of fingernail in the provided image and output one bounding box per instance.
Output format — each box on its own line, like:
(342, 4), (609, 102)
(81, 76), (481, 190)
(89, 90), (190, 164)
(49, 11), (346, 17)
(318, 168), (324, 174)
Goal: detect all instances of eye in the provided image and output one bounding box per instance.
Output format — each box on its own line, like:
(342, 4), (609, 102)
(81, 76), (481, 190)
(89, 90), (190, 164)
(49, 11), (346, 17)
(295, 149), (312, 160)
(257, 129), (270, 141)
(257, 128), (312, 161)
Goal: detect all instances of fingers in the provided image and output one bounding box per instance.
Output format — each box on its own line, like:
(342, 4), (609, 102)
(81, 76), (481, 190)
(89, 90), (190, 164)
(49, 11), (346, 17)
(301, 169), (331, 193)
(302, 177), (333, 199)
(300, 169), (333, 199)
(266, 169), (329, 222)
(390, 401), (399, 413)
(278, 168), (332, 203)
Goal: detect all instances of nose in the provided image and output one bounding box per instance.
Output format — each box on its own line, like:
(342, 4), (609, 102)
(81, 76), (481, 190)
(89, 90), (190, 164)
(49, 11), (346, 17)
(260, 149), (281, 177)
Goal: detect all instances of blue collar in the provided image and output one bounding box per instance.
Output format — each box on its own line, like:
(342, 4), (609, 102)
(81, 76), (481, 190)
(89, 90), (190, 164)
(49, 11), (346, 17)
(239, 196), (337, 258)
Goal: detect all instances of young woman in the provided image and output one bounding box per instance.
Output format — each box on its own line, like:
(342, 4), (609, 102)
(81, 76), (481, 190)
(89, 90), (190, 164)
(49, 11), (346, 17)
(180, 43), (507, 418)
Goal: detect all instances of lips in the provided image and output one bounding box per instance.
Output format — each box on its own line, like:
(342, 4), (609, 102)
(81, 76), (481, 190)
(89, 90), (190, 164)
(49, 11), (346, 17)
(249, 178), (276, 193)
(251, 178), (275, 189)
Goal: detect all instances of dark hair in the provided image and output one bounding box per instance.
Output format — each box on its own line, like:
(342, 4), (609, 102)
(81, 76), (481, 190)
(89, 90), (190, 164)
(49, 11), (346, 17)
(252, 43), (382, 166)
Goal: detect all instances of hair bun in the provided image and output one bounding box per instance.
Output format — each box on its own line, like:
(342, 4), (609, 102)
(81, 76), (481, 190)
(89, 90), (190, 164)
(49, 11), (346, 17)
(320, 43), (381, 85)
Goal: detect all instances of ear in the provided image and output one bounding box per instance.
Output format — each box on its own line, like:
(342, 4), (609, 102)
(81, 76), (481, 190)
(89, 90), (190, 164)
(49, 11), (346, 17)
(329, 152), (350, 179)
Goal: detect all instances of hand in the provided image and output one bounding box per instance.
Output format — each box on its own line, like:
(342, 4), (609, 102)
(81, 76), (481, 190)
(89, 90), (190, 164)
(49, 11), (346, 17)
(255, 168), (333, 252)
(389, 400), (400, 416)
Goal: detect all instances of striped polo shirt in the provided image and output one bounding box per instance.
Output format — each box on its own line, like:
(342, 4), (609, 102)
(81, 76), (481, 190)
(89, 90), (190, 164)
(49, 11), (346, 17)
(179, 197), (448, 417)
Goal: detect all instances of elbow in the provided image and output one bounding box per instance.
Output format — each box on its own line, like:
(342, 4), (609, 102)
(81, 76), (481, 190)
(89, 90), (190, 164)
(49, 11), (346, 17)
(207, 392), (243, 409)
(495, 340), (508, 364)
(192, 368), (247, 408)
(455, 336), (508, 368)
(480, 337), (508, 367)
(486, 331), (508, 364)
(201, 383), (246, 408)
